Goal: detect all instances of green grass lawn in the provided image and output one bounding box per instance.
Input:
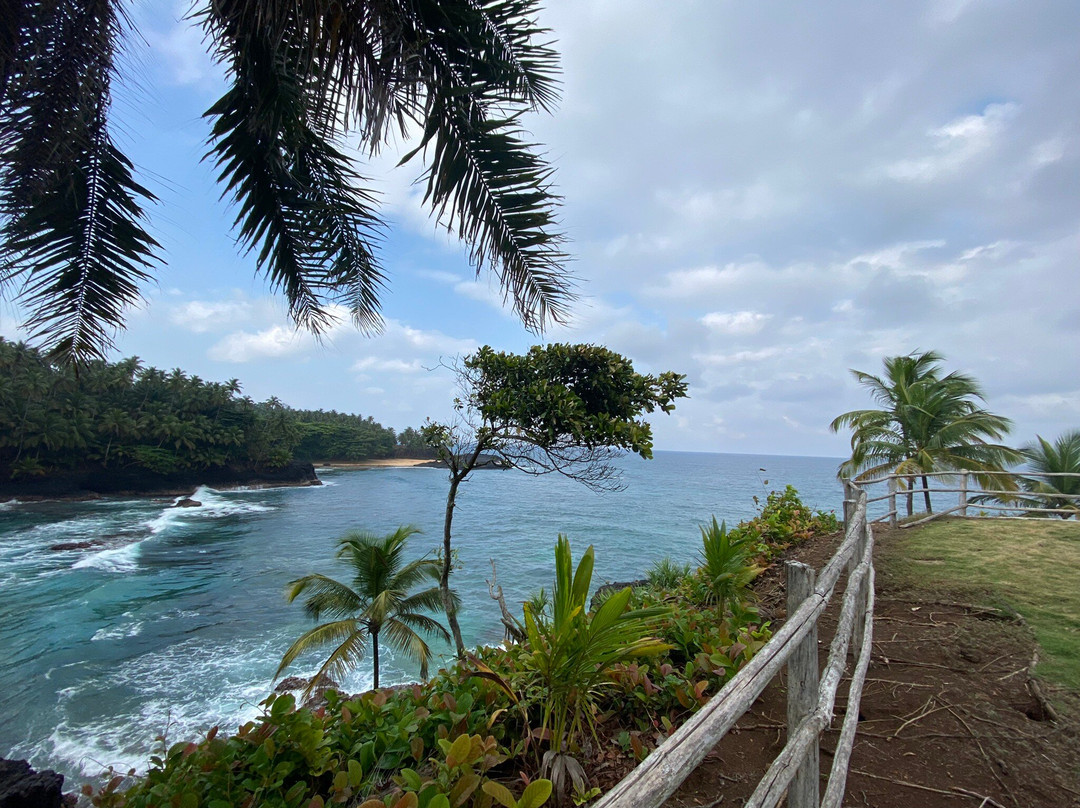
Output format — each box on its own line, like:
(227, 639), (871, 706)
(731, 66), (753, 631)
(886, 517), (1080, 690)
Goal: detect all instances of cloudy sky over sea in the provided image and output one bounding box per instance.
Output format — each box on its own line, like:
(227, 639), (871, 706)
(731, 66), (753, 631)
(3, 0), (1077, 456)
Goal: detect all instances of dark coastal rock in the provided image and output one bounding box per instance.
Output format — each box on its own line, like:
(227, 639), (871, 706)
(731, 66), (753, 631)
(49, 540), (104, 552)
(0, 461), (321, 500)
(0, 758), (64, 808)
(174, 498), (202, 508)
(590, 579), (649, 611)
(415, 454), (508, 470)
(274, 674), (339, 693)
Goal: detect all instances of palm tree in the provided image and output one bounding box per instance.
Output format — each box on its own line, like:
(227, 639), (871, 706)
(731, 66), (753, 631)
(1, 1), (571, 364)
(1014, 431), (1080, 518)
(830, 351), (1021, 515)
(276, 525), (453, 695)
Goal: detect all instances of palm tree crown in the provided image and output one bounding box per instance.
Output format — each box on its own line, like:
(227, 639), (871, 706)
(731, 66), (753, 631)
(1, 0), (571, 364)
(830, 350), (1021, 513)
(276, 525), (454, 694)
(1017, 431), (1080, 518)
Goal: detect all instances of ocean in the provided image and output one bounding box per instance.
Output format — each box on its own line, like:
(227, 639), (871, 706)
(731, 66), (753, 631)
(0, 451), (843, 782)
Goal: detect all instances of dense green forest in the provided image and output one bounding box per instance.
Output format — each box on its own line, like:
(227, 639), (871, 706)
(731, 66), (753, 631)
(0, 339), (416, 481)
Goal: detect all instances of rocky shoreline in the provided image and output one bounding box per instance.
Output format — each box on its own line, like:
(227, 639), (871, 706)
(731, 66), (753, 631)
(0, 461), (321, 503)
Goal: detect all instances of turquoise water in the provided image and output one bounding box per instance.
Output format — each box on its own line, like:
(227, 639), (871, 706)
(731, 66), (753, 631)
(0, 451), (842, 781)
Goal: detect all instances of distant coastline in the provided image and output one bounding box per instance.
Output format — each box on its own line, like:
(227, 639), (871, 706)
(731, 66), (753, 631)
(0, 461), (322, 503)
(315, 455), (508, 471)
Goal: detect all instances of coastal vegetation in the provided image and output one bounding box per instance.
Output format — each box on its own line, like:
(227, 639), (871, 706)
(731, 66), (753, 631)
(86, 486), (833, 808)
(1, 1), (571, 364)
(977, 430), (1080, 518)
(0, 339), (411, 488)
(830, 350), (1021, 514)
(277, 526), (454, 696)
(422, 344), (688, 656)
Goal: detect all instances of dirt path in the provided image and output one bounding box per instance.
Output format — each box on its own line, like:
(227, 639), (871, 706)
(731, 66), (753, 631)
(662, 525), (1080, 808)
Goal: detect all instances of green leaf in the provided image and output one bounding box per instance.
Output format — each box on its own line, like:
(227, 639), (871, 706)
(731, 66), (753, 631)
(446, 733), (471, 769)
(482, 781), (517, 808)
(518, 779), (553, 808)
(348, 758), (364, 787)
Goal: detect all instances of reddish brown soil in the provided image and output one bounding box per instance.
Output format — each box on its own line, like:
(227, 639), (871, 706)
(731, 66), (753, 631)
(657, 526), (1080, 808)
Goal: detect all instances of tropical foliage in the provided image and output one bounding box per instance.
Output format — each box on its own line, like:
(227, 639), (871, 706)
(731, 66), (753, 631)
(88, 502), (796, 807)
(830, 350), (1021, 514)
(736, 484), (840, 561)
(423, 343), (687, 655)
(292, 411), (399, 463)
(278, 526), (453, 693)
(520, 537), (668, 794)
(0, 339), (401, 481)
(1, 0), (571, 364)
(976, 430), (1080, 519)
(693, 517), (761, 615)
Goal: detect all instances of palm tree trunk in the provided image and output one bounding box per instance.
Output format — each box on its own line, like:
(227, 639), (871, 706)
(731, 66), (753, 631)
(921, 474), (933, 513)
(372, 628), (380, 689)
(441, 473), (466, 657)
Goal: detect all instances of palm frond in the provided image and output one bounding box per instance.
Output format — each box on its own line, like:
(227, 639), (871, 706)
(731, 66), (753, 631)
(382, 617), (436, 680)
(285, 572), (362, 619)
(0, 0), (159, 363)
(399, 584), (453, 615)
(274, 617), (366, 682)
(203, 6), (386, 333)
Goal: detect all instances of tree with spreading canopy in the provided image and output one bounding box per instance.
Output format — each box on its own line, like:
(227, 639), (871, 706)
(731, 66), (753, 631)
(1, 0), (570, 364)
(830, 350), (1021, 515)
(422, 343), (687, 656)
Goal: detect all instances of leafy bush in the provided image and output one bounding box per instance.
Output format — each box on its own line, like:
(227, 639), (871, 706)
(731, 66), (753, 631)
(645, 557), (691, 590)
(87, 675), (544, 808)
(741, 485), (840, 561)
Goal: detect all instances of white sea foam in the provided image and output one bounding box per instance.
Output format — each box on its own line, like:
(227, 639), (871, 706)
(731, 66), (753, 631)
(72, 541), (144, 573)
(91, 620), (144, 642)
(0, 498), (22, 510)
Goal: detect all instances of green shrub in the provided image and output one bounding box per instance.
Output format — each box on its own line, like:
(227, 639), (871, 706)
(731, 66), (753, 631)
(645, 557), (691, 590)
(693, 517), (761, 612)
(742, 485), (840, 561)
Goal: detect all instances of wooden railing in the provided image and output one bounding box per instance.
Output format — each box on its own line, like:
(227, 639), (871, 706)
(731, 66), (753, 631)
(853, 470), (1080, 528)
(595, 481), (874, 808)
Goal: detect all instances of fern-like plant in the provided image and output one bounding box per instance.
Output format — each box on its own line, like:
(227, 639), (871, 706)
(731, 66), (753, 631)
(522, 536), (669, 800)
(695, 517), (761, 614)
(646, 556), (692, 590)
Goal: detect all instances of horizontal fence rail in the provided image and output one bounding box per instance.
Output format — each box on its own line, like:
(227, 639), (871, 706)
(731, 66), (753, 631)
(595, 481), (874, 808)
(852, 470), (1080, 527)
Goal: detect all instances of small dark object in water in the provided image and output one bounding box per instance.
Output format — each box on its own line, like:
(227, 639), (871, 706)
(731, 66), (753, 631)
(48, 540), (103, 552)
(174, 498), (202, 508)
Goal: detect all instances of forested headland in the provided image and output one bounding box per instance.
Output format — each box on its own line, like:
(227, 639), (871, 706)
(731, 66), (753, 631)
(0, 340), (422, 498)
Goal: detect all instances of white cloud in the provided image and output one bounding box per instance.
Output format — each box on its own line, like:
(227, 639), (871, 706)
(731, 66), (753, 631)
(700, 311), (771, 335)
(169, 299), (255, 333)
(881, 103), (1020, 184)
(144, 4), (220, 88)
(352, 357), (425, 374)
(208, 326), (308, 362)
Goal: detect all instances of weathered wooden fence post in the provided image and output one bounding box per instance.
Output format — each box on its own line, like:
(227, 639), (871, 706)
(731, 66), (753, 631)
(851, 511), (868, 655)
(887, 476), (898, 528)
(959, 472), (968, 517)
(786, 561), (819, 808)
(842, 479), (854, 528)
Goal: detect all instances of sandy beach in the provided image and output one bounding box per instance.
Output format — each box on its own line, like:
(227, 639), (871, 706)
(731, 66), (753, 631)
(313, 458), (437, 469)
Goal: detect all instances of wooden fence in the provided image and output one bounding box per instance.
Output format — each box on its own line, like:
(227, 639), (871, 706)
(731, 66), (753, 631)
(853, 470), (1080, 528)
(595, 480), (874, 808)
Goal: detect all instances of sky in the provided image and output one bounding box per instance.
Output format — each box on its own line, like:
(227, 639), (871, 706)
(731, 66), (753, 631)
(3, 0), (1078, 457)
